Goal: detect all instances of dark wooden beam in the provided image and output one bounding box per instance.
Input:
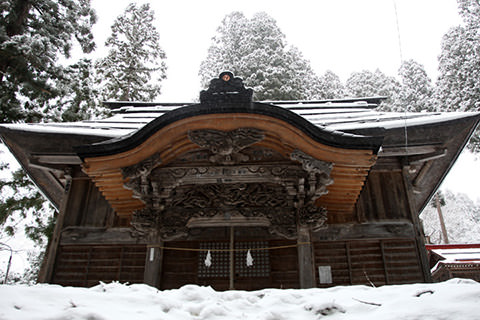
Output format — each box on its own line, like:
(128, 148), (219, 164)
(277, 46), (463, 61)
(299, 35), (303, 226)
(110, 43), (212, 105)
(378, 145), (439, 157)
(31, 154), (83, 165)
(413, 160), (434, 188)
(402, 166), (432, 283)
(60, 227), (146, 245)
(311, 221), (415, 241)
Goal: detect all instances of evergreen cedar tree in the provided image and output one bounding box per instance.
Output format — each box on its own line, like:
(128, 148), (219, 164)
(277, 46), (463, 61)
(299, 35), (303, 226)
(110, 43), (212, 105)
(199, 12), (322, 101)
(0, 0), (97, 265)
(95, 3), (167, 102)
(0, 0), (96, 123)
(396, 60), (435, 112)
(1, 1), (170, 282)
(435, 0), (480, 152)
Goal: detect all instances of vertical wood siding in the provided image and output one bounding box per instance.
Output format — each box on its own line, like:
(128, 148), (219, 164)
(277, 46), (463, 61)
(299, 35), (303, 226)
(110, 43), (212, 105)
(314, 239), (423, 287)
(52, 239), (423, 289)
(52, 245), (146, 287)
(355, 171), (410, 221)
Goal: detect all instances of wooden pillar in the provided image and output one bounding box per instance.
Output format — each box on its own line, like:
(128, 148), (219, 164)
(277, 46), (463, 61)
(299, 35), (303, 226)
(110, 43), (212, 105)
(402, 166), (432, 282)
(37, 168), (73, 283)
(297, 226), (315, 288)
(229, 226), (235, 290)
(144, 240), (164, 288)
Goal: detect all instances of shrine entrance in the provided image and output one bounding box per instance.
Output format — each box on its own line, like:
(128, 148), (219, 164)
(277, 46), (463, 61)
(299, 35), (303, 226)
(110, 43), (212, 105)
(123, 129), (335, 290)
(159, 227), (300, 291)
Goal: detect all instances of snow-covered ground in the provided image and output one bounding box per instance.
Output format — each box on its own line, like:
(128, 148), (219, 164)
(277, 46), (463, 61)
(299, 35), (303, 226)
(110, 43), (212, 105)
(0, 279), (479, 320)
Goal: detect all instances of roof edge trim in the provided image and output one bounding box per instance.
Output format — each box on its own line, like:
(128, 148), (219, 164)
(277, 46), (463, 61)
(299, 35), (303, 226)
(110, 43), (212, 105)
(75, 102), (384, 159)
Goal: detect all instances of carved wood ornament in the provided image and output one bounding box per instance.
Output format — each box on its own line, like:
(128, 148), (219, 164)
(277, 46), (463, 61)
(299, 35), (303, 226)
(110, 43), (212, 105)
(122, 128), (333, 240)
(188, 128), (264, 165)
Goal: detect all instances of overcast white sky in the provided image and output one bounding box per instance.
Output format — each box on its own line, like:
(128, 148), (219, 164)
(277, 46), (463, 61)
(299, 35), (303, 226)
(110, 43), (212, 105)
(90, 0), (462, 102)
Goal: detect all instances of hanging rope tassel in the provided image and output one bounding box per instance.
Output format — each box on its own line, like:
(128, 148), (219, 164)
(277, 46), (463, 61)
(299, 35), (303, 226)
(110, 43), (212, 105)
(246, 249), (253, 267)
(205, 250), (212, 267)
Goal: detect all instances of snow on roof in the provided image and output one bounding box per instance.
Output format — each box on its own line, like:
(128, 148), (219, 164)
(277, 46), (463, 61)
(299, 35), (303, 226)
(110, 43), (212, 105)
(0, 122), (134, 137)
(427, 244), (480, 263)
(427, 244), (480, 274)
(0, 101), (478, 139)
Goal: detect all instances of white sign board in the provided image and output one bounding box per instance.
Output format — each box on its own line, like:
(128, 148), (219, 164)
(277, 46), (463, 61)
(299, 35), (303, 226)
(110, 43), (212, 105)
(318, 266), (332, 284)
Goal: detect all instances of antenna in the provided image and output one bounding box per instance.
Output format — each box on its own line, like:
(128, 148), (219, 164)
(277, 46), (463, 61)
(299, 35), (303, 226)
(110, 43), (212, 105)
(393, 0), (404, 63)
(393, 0), (408, 156)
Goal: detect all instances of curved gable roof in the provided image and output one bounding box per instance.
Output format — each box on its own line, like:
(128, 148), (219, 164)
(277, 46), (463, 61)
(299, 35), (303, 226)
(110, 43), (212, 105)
(75, 102), (384, 160)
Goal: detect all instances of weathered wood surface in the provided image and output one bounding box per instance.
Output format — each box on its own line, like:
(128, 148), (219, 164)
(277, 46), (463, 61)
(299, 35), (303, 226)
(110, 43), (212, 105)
(297, 227), (315, 288)
(60, 227), (146, 245)
(52, 244), (146, 287)
(311, 222), (415, 242)
(62, 179), (113, 229)
(160, 239), (299, 291)
(144, 242), (164, 287)
(60, 221), (416, 246)
(55, 225), (422, 289)
(313, 239), (423, 287)
(38, 171), (72, 283)
(402, 166), (432, 282)
(354, 171), (409, 222)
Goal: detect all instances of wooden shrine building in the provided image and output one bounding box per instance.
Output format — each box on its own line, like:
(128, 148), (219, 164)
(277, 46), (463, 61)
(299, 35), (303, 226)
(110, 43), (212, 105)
(1, 72), (479, 290)
(426, 244), (480, 282)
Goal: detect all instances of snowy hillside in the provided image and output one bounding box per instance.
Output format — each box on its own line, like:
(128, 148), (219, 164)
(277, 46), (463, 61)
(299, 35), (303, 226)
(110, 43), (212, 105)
(0, 279), (479, 320)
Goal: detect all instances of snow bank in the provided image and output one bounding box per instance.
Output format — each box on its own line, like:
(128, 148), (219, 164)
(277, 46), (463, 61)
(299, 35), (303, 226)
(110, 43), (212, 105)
(0, 279), (479, 319)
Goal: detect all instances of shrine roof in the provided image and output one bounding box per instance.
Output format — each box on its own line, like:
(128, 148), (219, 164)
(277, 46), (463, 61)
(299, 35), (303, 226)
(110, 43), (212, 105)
(1, 98), (478, 140)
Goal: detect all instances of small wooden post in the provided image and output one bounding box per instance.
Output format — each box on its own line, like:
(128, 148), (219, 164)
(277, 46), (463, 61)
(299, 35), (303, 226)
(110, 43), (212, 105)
(144, 236), (164, 288)
(297, 226), (315, 288)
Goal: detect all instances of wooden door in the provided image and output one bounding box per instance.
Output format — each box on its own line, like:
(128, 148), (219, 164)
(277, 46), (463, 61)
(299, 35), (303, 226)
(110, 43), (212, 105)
(160, 238), (300, 290)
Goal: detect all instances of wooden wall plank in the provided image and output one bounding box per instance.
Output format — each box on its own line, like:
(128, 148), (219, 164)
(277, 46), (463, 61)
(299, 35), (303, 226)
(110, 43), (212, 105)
(313, 239), (423, 287)
(52, 244), (146, 287)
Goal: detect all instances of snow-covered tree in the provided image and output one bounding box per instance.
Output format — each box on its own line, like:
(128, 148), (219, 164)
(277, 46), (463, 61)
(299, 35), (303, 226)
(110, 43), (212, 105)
(0, 159), (56, 282)
(47, 59), (107, 122)
(435, 0), (480, 152)
(96, 3), (167, 101)
(199, 12), (319, 101)
(395, 60), (434, 112)
(0, 0), (96, 123)
(345, 69), (400, 110)
(421, 190), (480, 244)
(310, 70), (346, 100)
(435, 27), (480, 113)
(458, 0), (480, 30)
(0, 0), (98, 282)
